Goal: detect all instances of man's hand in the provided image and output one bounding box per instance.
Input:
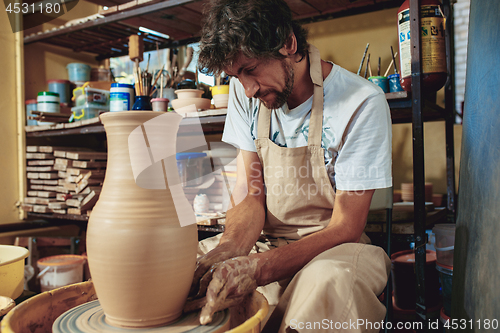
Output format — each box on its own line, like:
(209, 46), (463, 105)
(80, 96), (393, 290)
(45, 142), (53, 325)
(188, 242), (246, 298)
(185, 256), (260, 325)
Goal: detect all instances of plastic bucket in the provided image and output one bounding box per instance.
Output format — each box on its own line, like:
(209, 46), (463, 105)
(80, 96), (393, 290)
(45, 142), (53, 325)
(436, 262), (453, 317)
(37, 255), (86, 292)
(66, 63), (91, 82)
(433, 224), (456, 266)
(47, 79), (71, 104)
(391, 250), (441, 310)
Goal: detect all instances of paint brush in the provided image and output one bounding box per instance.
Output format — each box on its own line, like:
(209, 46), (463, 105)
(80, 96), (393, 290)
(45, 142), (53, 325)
(378, 57), (381, 76)
(367, 54), (373, 77)
(357, 43), (370, 76)
(364, 53), (371, 78)
(391, 46), (399, 75)
(384, 51), (398, 77)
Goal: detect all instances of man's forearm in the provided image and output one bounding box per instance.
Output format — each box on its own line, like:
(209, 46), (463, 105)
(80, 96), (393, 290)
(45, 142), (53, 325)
(218, 191), (266, 256)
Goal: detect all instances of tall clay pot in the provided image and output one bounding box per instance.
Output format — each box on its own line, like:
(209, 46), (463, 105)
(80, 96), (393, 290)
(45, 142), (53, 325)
(87, 111), (198, 328)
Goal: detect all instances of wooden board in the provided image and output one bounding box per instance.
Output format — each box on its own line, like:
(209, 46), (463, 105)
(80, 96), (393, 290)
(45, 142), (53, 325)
(27, 159), (55, 166)
(66, 151), (107, 161)
(72, 160), (107, 168)
(26, 153), (54, 159)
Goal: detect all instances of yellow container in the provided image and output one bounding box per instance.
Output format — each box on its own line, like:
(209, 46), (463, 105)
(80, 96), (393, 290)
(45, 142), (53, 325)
(0, 245), (29, 299)
(1, 281), (269, 333)
(210, 85), (230, 95)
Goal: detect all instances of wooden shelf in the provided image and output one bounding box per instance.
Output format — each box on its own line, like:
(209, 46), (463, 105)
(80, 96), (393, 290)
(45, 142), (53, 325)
(23, 0), (403, 60)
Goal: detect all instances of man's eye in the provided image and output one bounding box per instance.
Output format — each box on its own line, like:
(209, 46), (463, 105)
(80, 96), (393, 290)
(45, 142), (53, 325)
(247, 66), (257, 73)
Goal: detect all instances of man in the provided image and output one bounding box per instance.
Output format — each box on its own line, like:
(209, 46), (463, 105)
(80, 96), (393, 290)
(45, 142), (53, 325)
(187, 0), (392, 331)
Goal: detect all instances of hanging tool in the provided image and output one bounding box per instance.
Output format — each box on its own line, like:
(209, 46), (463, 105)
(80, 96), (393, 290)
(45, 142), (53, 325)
(129, 34), (144, 95)
(176, 46), (194, 83)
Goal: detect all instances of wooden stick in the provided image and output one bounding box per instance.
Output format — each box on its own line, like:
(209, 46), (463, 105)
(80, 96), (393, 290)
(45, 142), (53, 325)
(364, 54), (371, 78)
(357, 43), (370, 75)
(378, 57), (381, 76)
(367, 54), (373, 77)
(391, 46), (399, 75)
(151, 64), (165, 90)
(384, 51), (399, 77)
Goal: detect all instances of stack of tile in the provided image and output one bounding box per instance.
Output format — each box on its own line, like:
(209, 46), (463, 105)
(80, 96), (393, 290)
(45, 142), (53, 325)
(23, 146), (106, 216)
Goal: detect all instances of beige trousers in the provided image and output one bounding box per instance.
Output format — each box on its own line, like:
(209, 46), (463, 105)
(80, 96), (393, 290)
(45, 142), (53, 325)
(198, 235), (391, 333)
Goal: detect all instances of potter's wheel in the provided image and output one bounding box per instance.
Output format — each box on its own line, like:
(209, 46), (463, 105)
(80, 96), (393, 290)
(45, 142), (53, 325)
(53, 300), (230, 333)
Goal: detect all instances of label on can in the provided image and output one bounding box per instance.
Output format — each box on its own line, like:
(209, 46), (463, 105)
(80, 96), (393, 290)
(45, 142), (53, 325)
(110, 92), (130, 111)
(398, 5), (447, 78)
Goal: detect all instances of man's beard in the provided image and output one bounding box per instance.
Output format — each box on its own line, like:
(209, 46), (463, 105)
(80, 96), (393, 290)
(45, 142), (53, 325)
(259, 59), (294, 110)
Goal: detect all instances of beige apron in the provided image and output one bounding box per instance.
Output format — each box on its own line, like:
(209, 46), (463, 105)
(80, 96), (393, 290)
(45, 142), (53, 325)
(199, 46), (391, 332)
(254, 45), (335, 240)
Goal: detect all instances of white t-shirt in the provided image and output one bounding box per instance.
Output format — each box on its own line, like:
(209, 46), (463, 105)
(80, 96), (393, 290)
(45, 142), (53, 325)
(222, 63), (392, 191)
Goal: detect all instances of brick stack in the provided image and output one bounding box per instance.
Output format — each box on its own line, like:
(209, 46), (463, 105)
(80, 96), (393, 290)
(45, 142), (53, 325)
(23, 146), (106, 216)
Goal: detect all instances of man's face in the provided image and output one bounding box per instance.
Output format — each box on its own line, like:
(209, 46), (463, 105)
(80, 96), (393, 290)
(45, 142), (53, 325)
(224, 53), (294, 109)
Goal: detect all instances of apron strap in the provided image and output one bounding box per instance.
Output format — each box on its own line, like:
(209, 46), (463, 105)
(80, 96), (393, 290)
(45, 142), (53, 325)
(308, 45), (324, 148)
(256, 44), (325, 146)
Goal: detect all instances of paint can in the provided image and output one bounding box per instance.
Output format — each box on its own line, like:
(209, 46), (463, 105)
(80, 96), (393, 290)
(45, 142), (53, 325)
(47, 79), (71, 104)
(368, 76), (389, 93)
(110, 83), (134, 111)
(66, 63), (91, 83)
(25, 99), (37, 126)
(37, 92), (60, 125)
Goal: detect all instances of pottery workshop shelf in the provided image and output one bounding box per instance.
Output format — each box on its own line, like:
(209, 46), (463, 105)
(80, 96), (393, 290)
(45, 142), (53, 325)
(23, 0), (404, 60)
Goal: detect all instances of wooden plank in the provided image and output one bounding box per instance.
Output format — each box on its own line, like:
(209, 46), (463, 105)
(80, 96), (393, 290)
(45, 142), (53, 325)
(33, 205), (49, 213)
(55, 158), (70, 165)
(49, 209), (67, 214)
(79, 186), (101, 195)
(30, 185), (44, 190)
(21, 204), (34, 212)
(36, 191), (57, 198)
(39, 146), (74, 153)
(27, 173), (39, 179)
(29, 179), (44, 184)
(26, 146), (39, 152)
(42, 186), (59, 192)
(72, 160), (107, 168)
(53, 148), (93, 158)
(58, 171), (68, 178)
(66, 151), (107, 161)
(27, 191), (38, 196)
(38, 173), (59, 180)
(26, 153), (54, 159)
(55, 186), (71, 194)
(42, 179), (59, 186)
(67, 208), (83, 215)
(80, 190), (99, 211)
(53, 164), (67, 171)
(35, 197), (58, 205)
(24, 197), (38, 204)
(75, 170), (106, 183)
(48, 202), (67, 209)
(26, 166), (55, 172)
(27, 159), (55, 166)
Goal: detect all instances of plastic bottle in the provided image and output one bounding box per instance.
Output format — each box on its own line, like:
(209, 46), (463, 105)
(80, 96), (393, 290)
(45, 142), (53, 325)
(398, 0), (447, 92)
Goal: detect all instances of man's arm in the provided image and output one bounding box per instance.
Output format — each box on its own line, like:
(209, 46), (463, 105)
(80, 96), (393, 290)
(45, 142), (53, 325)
(253, 189), (374, 286)
(188, 149), (265, 297)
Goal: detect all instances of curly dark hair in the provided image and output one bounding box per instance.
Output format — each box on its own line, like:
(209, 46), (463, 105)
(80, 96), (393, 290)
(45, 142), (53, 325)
(198, 0), (309, 76)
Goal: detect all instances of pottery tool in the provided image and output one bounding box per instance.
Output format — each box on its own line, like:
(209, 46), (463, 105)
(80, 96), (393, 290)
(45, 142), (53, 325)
(378, 57), (381, 76)
(129, 34), (144, 95)
(367, 54), (373, 77)
(390, 45), (399, 75)
(177, 46), (194, 82)
(356, 43), (370, 75)
(364, 53), (370, 78)
(384, 51), (398, 77)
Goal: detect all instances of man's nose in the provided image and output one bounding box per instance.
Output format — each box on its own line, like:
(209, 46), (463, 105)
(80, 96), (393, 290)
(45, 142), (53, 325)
(240, 77), (259, 98)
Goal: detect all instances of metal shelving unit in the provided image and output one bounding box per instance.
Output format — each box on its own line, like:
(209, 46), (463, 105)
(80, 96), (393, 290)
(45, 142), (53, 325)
(21, 0), (457, 328)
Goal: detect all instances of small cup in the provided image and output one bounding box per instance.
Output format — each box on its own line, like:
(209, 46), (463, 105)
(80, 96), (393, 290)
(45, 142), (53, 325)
(388, 74), (404, 92)
(368, 76), (389, 93)
(151, 98), (170, 112)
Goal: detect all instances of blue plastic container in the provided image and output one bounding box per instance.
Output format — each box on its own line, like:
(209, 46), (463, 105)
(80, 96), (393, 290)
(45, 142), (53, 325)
(388, 74), (404, 92)
(66, 63), (91, 83)
(48, 79), (71, 104)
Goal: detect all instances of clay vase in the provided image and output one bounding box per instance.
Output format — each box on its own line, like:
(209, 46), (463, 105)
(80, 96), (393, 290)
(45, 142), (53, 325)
(86, 111), (198, 328)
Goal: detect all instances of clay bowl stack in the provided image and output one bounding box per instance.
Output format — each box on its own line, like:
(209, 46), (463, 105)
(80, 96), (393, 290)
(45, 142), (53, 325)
(210, 85), (229, 109)
(171, 89), (211, 114)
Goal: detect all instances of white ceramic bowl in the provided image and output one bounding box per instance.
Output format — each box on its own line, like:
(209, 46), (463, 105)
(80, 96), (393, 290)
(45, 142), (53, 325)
(171, 98), (211, 113)
(174, 89), (203, 99)
(213, 94), (229, 109)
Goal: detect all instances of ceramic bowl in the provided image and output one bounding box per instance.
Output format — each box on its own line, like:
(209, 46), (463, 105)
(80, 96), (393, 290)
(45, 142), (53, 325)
(0, 245), (30, 299)
(174, 89), (203, 99)
(210, 85), (230, 95)
(171, 98), (211, 113)
(213, 94), (229, 109)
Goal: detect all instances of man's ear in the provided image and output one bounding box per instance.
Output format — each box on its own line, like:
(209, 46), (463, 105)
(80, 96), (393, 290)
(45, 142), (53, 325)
(278, 33), (298, 57)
